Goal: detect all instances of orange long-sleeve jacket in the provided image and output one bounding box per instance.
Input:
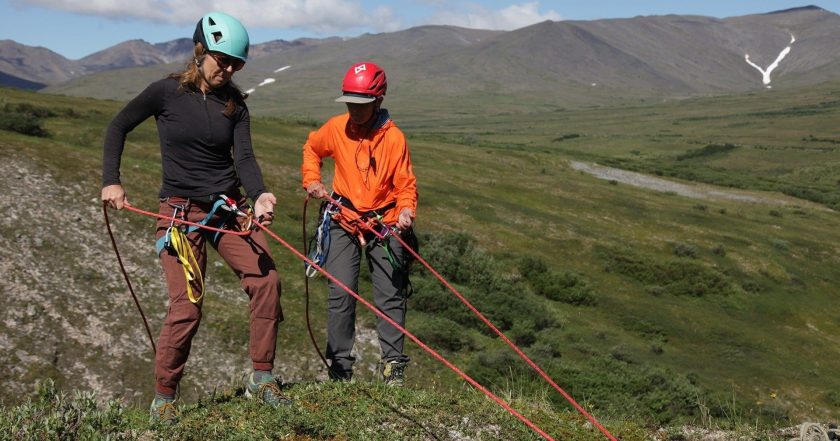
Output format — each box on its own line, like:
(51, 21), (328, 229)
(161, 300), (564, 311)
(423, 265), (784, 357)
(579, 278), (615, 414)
(301, 111), (417, 225)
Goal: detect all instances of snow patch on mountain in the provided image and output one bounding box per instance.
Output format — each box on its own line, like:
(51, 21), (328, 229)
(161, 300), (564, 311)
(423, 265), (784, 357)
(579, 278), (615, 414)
(744, 34), (795, 88)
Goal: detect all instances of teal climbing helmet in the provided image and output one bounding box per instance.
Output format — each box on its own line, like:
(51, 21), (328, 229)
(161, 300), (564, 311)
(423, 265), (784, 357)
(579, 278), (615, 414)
(192, 11), (250, 61)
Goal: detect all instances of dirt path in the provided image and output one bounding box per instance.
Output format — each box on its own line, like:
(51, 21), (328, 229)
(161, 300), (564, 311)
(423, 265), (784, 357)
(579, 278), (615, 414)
(569, 160), (828, 210)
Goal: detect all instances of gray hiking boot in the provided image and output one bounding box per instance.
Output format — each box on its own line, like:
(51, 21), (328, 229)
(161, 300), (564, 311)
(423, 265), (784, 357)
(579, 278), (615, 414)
(245, 372), (292, 407)
(149, 397), (178, 425)
(381, 360), (407, 387)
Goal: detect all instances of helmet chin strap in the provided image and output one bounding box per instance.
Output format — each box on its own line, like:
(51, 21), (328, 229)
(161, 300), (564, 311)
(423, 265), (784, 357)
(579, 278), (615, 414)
(194, 54), (214, 93)
(362, 98), (384, 127)
(195, 52), (208, 69)
(195, 59), (207, 92)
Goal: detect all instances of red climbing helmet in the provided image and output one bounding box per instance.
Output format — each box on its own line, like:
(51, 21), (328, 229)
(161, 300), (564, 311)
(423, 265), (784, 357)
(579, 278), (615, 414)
(335, 61), (387, 103)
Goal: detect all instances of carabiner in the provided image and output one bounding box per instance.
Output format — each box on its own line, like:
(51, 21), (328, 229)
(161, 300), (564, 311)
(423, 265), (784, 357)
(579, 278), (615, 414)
(164, 202), (188, 249)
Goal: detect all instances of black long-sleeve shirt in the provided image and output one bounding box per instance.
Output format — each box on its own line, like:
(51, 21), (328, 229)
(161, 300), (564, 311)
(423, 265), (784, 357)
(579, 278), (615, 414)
(102, 77), (267, 201)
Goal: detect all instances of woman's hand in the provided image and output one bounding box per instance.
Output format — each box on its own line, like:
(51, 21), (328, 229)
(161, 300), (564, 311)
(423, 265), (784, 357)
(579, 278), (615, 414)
(254, 192), (276, 225)
(101, 184), (127, 209)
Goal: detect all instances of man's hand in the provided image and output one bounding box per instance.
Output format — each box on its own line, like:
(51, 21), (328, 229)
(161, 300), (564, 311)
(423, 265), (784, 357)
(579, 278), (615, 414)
(254, 192), (276, 225)
(101, 184), (127, 209)
(305, 181), (328, 199)
(397, 208), (414, 230)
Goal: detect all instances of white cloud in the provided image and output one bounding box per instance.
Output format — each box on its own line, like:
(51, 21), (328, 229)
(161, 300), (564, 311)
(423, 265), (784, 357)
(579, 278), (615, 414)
(16, 0), (400, 34)
(428, 2), (562, 30)
(15, 0), (558, 35)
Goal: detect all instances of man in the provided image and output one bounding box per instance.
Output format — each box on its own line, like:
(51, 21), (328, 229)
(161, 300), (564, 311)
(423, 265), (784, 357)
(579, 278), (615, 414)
(301, 61), (418, 386)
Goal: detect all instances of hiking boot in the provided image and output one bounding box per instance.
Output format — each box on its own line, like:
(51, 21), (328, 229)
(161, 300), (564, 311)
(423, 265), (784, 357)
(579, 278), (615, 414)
(327, 366), (353, 382)
(381, 360), (407, 387)
(149, 397), (178, 425)
(245, 372), (292, 407)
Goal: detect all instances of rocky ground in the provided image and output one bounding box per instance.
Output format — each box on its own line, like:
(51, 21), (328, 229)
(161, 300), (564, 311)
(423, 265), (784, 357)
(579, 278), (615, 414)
(0, 153), (385, 406)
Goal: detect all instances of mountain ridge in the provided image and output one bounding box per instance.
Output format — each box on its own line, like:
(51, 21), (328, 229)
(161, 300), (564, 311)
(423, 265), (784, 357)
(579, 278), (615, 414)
(16, 6), (838, 119)
(765, 4), (825, 14)
(0, 35), (336, 87)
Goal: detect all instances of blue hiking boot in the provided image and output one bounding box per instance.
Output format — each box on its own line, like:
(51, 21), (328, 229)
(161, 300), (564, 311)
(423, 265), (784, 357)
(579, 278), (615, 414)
(244, 372), (292, 407)
(149, 397), (178, 425)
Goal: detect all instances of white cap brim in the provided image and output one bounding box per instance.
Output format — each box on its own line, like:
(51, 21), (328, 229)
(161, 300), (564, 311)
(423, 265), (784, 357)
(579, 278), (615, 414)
(335, 94), (376, 104)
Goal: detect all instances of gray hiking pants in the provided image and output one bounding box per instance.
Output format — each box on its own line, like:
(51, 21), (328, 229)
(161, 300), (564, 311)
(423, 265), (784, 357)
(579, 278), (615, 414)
(324, 224), (410, 378)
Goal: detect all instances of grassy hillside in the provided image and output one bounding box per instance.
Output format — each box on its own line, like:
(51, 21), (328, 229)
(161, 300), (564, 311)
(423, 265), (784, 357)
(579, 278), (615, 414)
(4, 379), (662, 440)
(1, 80), (840, 439)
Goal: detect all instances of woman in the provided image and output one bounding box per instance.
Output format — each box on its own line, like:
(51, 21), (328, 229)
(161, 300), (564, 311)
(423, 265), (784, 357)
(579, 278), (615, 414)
(101, 11), (287, 423)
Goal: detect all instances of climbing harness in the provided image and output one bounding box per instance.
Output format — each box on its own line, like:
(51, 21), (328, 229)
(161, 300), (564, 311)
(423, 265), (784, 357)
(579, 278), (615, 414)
(154, 195), (250, 256)
(328, 194), (406, 274)
(324, 192), (415, 292)
(328, 192), (395, 247)
(154, 195), (253, 304)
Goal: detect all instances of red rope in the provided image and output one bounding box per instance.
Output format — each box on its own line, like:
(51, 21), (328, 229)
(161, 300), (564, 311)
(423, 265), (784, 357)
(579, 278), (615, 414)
(251, 219), (556, 441)
(301, 196), (331, 371)
(121, 202), (252, 237)
(109, 199), (612, 440)
(102, 203), (156, 355)
(323, 195), (617, 441)
(391, 231), (617, 440)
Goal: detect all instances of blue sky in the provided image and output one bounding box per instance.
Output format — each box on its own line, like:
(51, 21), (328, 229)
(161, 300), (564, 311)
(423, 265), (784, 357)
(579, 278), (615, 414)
(3, 0), (837, 59)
